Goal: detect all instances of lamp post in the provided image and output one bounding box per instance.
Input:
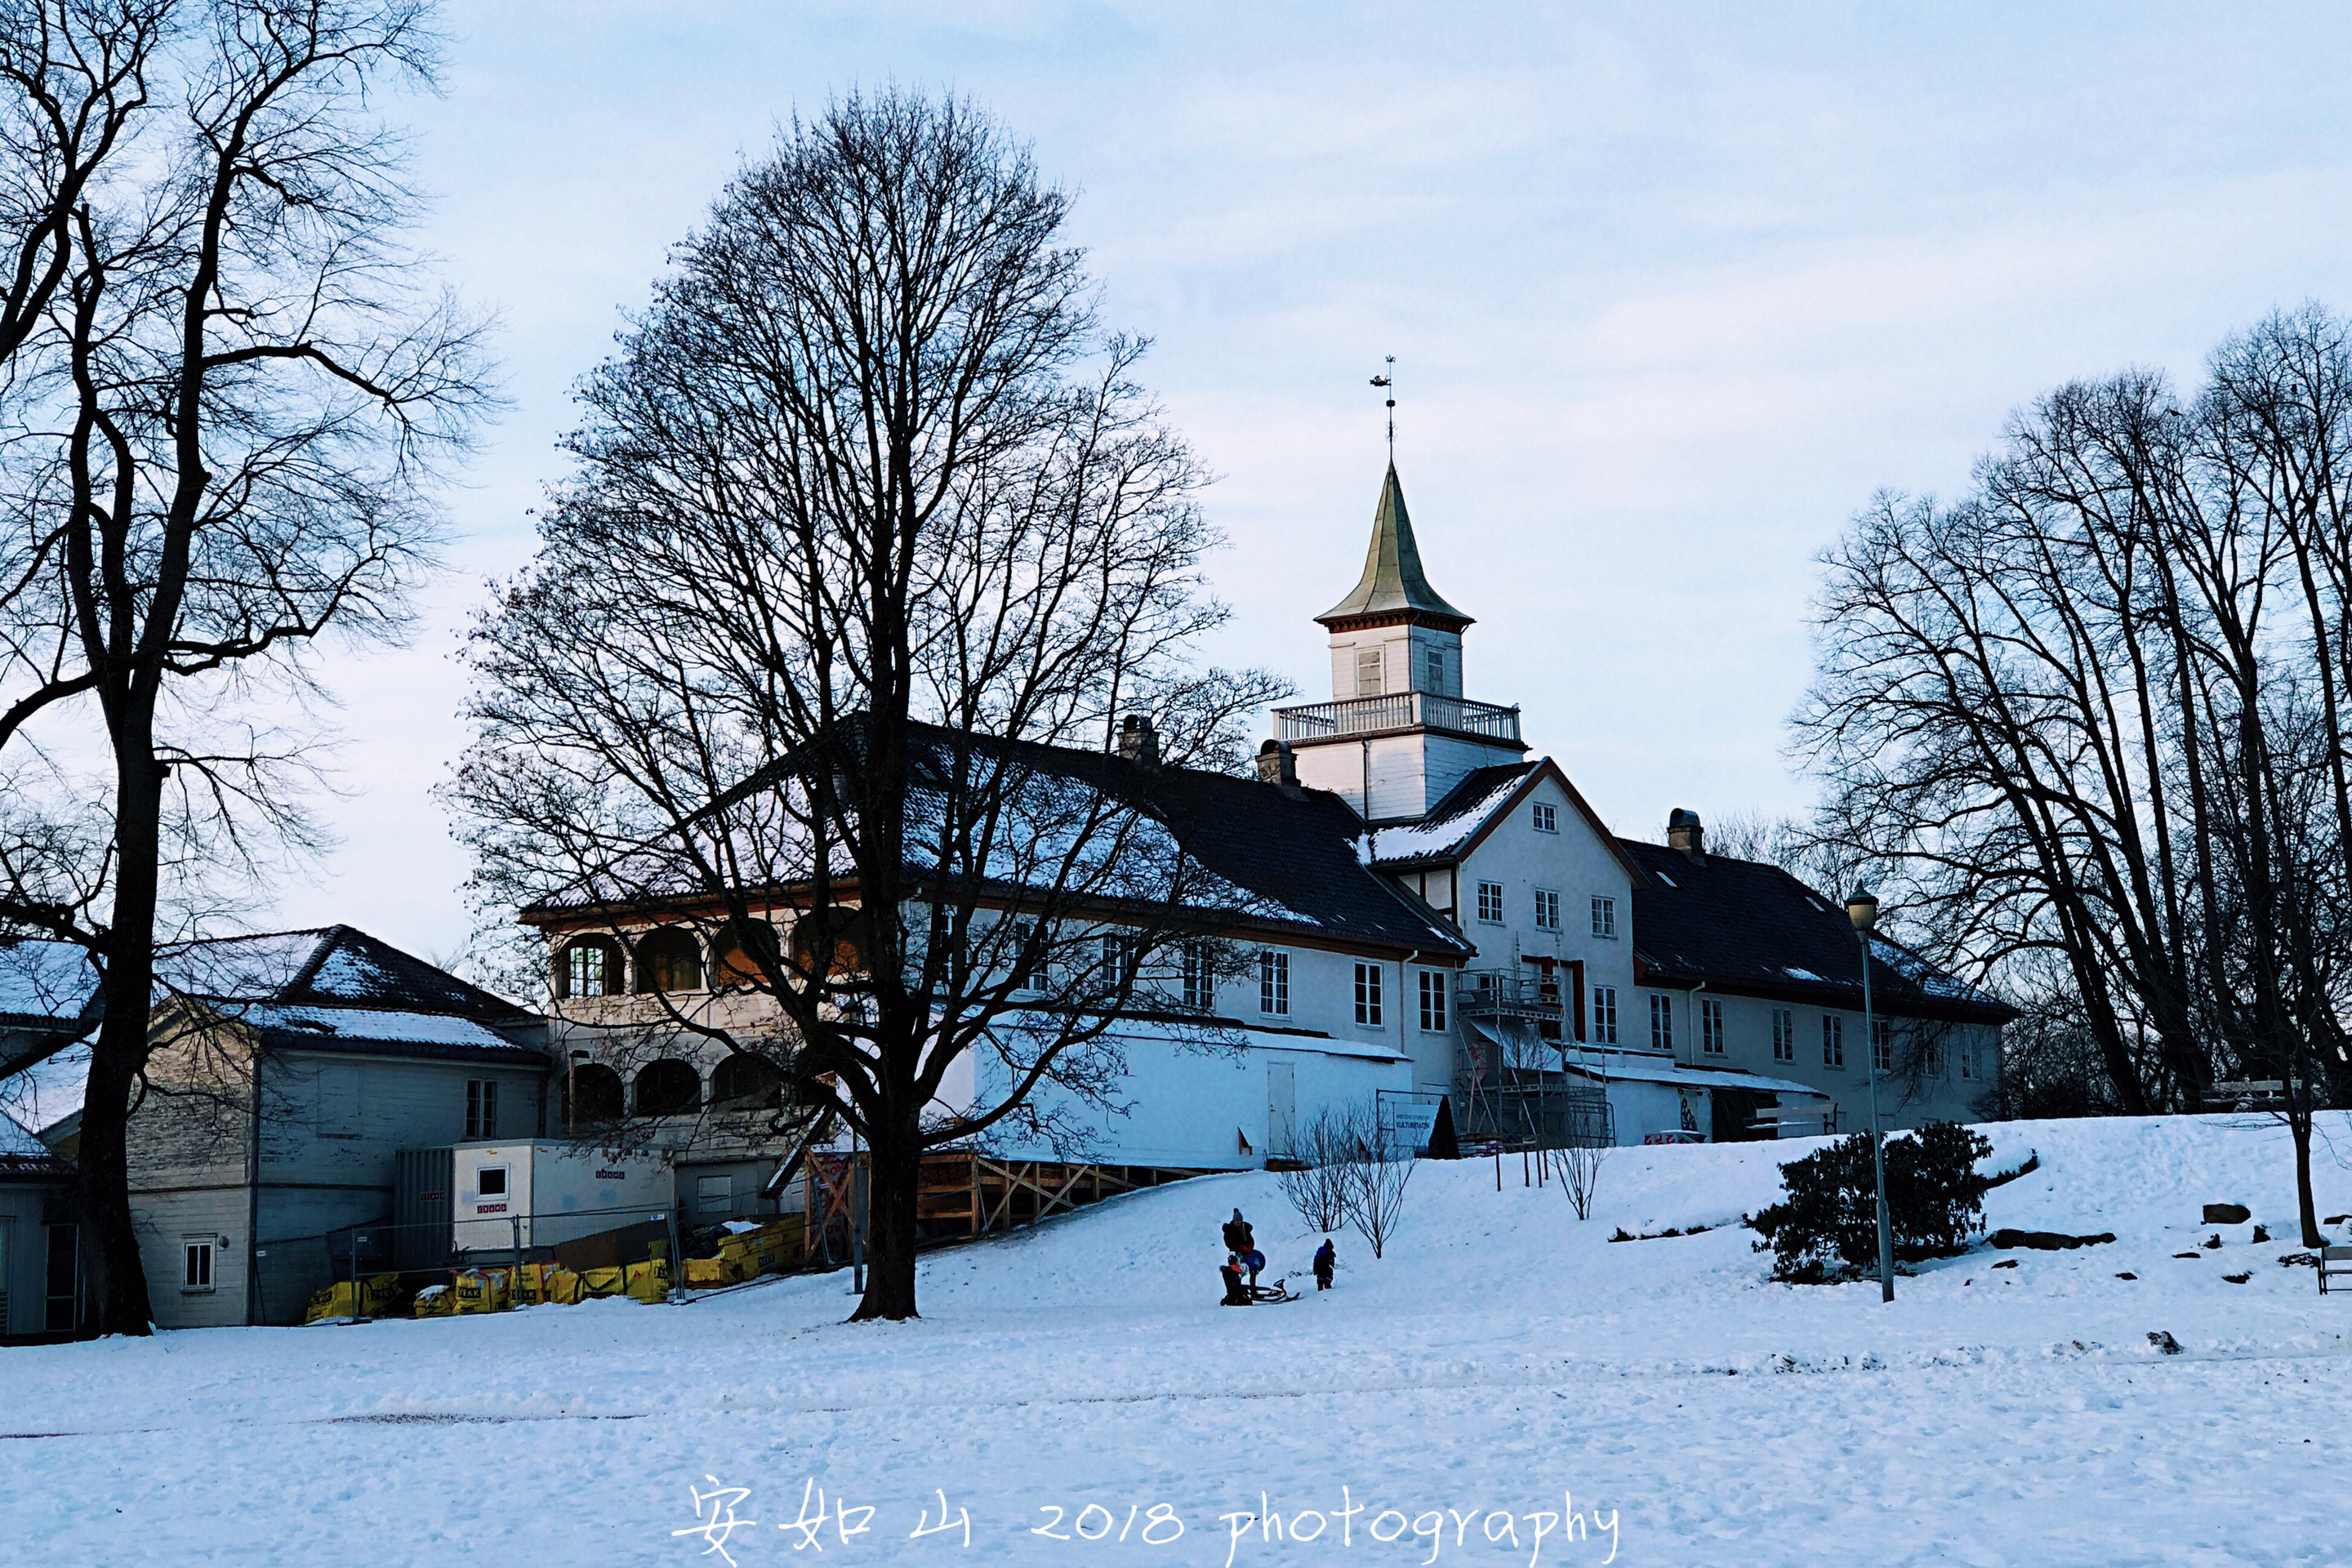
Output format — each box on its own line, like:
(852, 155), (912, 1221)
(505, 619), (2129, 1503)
(1846, 886), (1895, 1303)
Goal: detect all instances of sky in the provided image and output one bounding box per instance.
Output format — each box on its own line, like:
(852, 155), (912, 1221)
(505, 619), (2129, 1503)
(269, 1), (2352, 961)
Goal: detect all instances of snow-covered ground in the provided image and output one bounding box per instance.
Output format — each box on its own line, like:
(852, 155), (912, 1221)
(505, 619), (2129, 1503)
(7, 1113), (2352, 1566)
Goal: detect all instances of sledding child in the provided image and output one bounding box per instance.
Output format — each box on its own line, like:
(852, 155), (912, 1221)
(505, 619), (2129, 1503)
(1222, 1208), (1254, 1255)
(1242, 1246), (1266, 1288)
(1219, 1253), (1252, 1306)
(1313, 1237), (1336, 1290)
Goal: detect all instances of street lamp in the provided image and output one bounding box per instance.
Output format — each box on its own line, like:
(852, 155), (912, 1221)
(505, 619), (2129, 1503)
(1846, 886), (1895, 1304)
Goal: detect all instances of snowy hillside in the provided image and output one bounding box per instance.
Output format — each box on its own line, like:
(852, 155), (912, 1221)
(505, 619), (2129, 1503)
(6, 1113), (2351, 1566)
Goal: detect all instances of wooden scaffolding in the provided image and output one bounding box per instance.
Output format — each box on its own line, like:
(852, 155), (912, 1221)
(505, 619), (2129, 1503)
(804, 1150), (1212, 1258)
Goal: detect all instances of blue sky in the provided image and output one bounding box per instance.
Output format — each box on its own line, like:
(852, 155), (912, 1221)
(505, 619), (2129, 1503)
(286, 2), (2352, 959)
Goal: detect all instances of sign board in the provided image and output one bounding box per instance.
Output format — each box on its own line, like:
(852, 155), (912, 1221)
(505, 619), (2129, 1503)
(1383, 1099), (1441, 1152)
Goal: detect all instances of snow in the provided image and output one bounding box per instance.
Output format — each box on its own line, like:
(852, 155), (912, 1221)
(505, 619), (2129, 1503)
(6, 1112), (2352, 1565)
(0, 938), (99, 1021)
(1556, 1050), (1828, 1098)
(1361, 769), (1528, 866)
(0, 1037), (89, 1136)
(0, 1105), (48, 1157)
(230, 1004), (524, 1051)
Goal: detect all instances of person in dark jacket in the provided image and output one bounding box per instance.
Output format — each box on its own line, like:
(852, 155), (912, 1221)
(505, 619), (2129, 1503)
(1219, 1253), (1252, 1306)
(1313, 1237), (1336, 1290)
(1222, 1209), (1254, 1255)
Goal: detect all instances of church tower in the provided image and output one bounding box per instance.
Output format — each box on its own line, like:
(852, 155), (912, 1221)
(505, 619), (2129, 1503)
(1274, 465), (1526, 821)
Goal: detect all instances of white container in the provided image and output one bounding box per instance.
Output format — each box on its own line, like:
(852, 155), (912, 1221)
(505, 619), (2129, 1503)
(450, 1141), (673, 1254)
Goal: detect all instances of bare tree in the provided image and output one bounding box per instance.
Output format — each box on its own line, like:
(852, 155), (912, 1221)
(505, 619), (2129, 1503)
(1799, 307), (2352, 1246)
(451, 92), (1283, 1321)
(1275, 1104), (1353, 1234)
(1557, 1138), (1607, 1222)
(0, 0), (492, 1333)
(1337, 1099), (1414, 1260)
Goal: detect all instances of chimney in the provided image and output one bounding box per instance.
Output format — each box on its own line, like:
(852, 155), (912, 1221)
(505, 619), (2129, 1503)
(1667, 807), (1705, 862)
(1256, 737), (1302, 795)
(1116, 713), (1160, 770)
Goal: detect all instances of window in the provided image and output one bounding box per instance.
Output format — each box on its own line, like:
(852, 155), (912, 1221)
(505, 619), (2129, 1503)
(1823, 1014), (1845, 1068)
(478, 1164), (509, 1199)
(1532, 802), (1557, 834)
(1258, 950), (1290, 1017)
(1100, 933), (1129, 982)
(1959, 1042), (1976, 1080)
(1591, 984), (1618, 1045)
(696, 1174), (733, 1218)
(1180, 942), (1215, 1012)
(1700, 997), (1724, 1055)
(1418, 969), (1448, 1033)
(1354, 961), (1383, 1027)
(1005, 920), (1038, 990)
(1590, 896), (1616, 939)
(1534, 889), (1561, 931)
(1355, 647), (1385, 697)
(1924, 1040), (1945, 1078)
(1476, 880), (1505, 924)
(1772, 1008), (1795, 1063)
(1872, 1019), (1893, 1074)
(1649, 993), (1673, 1052)
(465, 1079), (498, 1140)
(182, 1237), (215, 1293)
(1423, 647), (1446, 692)
(559, 938), (620, 998)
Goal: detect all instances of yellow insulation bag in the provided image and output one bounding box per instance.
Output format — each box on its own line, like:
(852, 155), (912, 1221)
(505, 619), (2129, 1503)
(412, 1283), (455, 1317)
(624, 1258), (672, 1303)
(581, 1265), (626, 1298)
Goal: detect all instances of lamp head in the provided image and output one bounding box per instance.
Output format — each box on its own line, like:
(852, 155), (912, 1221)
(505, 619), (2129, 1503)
(1846, 886), (1880, 933)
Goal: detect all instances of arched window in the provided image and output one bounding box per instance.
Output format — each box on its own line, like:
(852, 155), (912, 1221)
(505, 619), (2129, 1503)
(564, 1062), (625, 1127)
(788, 906), (869, 979)
(555, 936), (625, 999)
(635, 1058), (702, 1118)
(634, 927), (704, 994)
(711, 923), (776, 987)
(709, 1052), (785, 1111)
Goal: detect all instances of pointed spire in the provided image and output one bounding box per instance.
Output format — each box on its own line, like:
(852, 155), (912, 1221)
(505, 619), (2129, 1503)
(1315, 464), (1473, 629)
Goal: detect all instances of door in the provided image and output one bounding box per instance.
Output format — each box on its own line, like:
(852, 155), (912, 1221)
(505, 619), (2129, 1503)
(1266, 1060), (1297, 1159)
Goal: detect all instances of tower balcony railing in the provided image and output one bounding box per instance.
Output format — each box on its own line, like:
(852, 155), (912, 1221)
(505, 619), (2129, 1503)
(1274, 691), (1522, 744)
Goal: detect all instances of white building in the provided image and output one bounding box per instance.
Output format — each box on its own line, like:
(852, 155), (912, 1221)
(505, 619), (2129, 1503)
(536, 460), (2007, 1174)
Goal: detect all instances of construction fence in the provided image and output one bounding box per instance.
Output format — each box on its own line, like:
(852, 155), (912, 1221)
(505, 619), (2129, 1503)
(261, 1205), (808, 1327)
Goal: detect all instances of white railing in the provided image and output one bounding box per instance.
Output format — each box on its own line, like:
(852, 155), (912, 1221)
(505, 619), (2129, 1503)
(1274, 692), (1522, 744)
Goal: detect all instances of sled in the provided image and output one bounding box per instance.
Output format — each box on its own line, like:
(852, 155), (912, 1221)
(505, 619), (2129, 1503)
(1246, 1277), (1299, 1304)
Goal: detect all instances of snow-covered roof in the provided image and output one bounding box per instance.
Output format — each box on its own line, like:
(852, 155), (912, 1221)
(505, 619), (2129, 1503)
(1360, 763), (1538, 866)
(0, 1105), (51, 1159)
(228, 1004), (546, 1065)
(2, 1040), (89, 1138)
(1557, 1052), (1830, 1098)
(0, 941), (100, 1025)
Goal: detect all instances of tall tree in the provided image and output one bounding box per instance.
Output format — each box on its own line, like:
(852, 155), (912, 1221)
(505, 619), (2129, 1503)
(0, 0), (492, 1334)
(1800, 310), (2352, 1245)
(452, 93), (1282, 1321)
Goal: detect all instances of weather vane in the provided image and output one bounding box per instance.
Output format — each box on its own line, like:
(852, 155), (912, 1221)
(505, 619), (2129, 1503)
(1370, 354), (1395, 461)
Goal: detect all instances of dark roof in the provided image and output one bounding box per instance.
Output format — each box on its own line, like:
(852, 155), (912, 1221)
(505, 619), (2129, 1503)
(1316, 464), (1473, 630)
(159, 926), (534, 1028)
(1616, 839), (2014, 1025)
(532, 719), (1471, 960)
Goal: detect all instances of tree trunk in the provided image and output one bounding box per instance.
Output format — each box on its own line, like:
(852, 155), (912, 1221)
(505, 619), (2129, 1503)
(849, 1116), (923, 1321)
(2292, 1111), (2323, 1250)
(75, 741), (163, 1337)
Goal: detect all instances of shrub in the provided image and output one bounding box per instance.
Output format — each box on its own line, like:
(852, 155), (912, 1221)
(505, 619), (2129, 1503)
(1748, 1121), (1995, 1284)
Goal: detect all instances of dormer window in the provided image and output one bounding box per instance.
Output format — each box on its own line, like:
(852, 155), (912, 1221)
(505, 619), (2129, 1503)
(1355, 647), (1385, 697)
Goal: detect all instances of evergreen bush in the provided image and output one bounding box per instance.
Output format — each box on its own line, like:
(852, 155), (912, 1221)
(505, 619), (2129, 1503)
(1748, 1121), (1995, 1284)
